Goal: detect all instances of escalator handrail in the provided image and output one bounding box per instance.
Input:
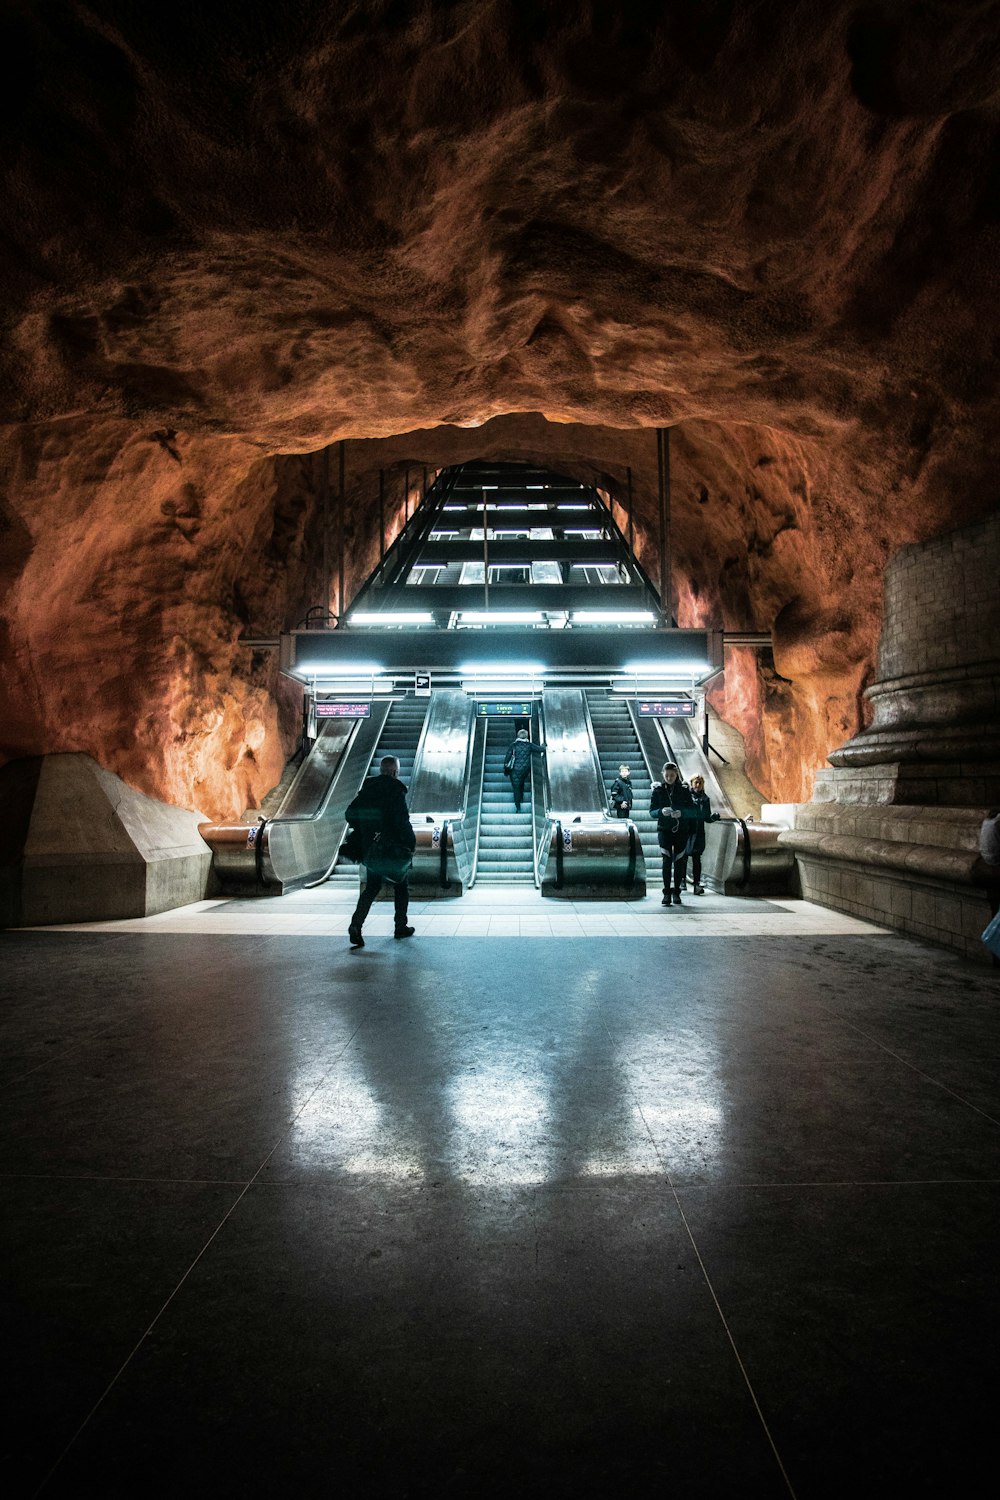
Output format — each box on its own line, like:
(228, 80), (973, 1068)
(626, 822), (637, 890)
(531, 701), (551, 887)
(468, 717), (489, 887)
(713, 815), (752, 887)
(439, 820), (450, 889)
(268, 713), (375, 827)
(253, 817), (268, 888)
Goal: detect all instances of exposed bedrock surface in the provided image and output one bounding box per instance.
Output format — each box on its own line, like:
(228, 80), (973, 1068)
(1, 2), (999, 816)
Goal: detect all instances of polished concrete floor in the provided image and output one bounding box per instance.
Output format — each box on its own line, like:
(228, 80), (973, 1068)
(2, 890), (999, 1497)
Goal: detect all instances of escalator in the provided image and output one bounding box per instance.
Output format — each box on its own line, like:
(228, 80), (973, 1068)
(585, 692), (660, 878)
(200, 705), (391, 892)
(327, 695), (429, 886)
(474, 718), (536, 884)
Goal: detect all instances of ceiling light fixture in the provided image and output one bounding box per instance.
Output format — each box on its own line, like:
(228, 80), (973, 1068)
(347, 612), (434, 626)
(458, 611), (544, 625)
(572, 610), (657, 624)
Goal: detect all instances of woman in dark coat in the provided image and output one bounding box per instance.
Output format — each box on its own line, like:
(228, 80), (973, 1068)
(687, 774), (720, 895)
(649, 762), (699, 906)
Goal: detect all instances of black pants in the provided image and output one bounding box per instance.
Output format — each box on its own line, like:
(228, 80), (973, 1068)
(353, 871), (409, 930)
(658, 829), (689, 894)
(690, 850), (703, 886)
(511, 770), (529, 811)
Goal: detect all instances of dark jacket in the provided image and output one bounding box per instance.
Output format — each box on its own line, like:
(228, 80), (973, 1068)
(688, 790), (720, 854)
(649, 779), (699, 832)
(609, 776), (634, 814)
(345, 774), (416, 854)
(504, 738), (545, 777)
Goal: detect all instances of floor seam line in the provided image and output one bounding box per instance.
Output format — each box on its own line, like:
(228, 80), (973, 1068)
(603, 1018), (799, 1500)
(810, 1000), (1000, 1130)
(31, 1003), (382, 1497)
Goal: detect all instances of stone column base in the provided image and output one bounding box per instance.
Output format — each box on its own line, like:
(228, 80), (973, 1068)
(781, 804), (998, 964)
(0, 753), (213, 927)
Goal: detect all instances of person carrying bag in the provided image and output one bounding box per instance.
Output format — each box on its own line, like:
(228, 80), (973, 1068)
(344, 755), (417, 948)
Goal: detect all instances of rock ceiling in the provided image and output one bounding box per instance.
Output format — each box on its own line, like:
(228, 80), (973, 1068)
(2, 1), (999, 818)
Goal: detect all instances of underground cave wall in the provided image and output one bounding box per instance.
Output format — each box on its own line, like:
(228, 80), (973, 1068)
(0, 411), (941, 824)
(3, 408), (986, 825)
(0, 422), (328, 824)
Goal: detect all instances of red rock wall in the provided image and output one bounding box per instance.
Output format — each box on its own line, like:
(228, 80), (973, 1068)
(2, 2), (999, 814)
(0, 422), (316, 820)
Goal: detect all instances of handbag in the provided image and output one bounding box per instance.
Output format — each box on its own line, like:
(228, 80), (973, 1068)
(339, 825), (366, 864)
(364, 832), (413, 884)
(982, 909), (1000, 959)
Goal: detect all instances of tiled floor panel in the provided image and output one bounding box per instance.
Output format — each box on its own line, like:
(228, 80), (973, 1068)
(2, 914), (998, 1497)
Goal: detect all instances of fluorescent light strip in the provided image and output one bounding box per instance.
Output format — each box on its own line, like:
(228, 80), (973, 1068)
(458, 611), (544, 625)
(572, 611), (657, 624)
(348, 612), (434, 626)
(306, 662), (385, 676)
(620, 660), (712, 675)
(315, 678), (397, 694)
(611, 682), (693, 694)
(458, 661), (545, 676)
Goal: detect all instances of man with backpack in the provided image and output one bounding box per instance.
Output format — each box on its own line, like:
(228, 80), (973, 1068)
(503, 728), (546, 814)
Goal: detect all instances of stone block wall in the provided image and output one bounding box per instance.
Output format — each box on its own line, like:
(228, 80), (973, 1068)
(877, 513), (999, 683)
(786, 508), (1000, 963)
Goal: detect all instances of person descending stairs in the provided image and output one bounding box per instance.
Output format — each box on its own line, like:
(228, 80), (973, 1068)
(475, 718), (538, 884)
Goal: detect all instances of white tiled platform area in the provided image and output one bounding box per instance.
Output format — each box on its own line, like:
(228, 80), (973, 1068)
(33, 886), (889, 938)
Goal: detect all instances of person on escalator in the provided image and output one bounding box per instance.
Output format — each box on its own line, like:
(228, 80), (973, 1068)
(649, 762), (701, 907)
(687, 774), (721, 895)
(609, 764), (634, 819)
(503, 728), (546, 814)
(344, 756), (417, 948)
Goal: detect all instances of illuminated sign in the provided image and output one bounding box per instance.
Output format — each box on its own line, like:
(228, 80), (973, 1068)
(637, 700), (696, 718)
(476, 701), (534, 717)
(315, 701), (372, 718)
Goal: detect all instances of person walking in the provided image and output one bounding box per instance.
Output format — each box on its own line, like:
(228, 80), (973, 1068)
(687, 774), (721, 894)
(503, 727), (545, 814)
(344, 755), (417, 948)
(650, 761), (700, 906)
(608, 764), (634, 819)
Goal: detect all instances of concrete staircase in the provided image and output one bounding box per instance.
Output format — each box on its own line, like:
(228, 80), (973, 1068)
(475, 718), (536, 885)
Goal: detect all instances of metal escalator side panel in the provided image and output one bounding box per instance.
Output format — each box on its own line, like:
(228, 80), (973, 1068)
(655, 713), (741, 889)
(407, 691), (472, 893)
(461, 716), (488, 887)
(627, 704), (674, 791)
(272, 719), (355, 820)
(626, 703), (741, 892)
(540, 688), (606, 820)
(201, 716), (368, 889)
(658, 714), (734, 820)
(407, 691), (473, 816)
(262, 702), (392, 889)
(531, 702), (551, 888)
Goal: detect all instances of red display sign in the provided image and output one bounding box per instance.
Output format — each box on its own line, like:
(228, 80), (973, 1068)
(637, 700), (696, 718)
(315, 701), (372, 718)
